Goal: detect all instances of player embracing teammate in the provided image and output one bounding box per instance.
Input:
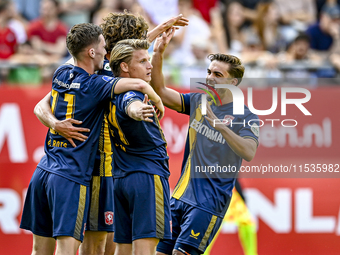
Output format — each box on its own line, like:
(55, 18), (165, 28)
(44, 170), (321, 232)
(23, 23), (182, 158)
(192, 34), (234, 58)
(22, 9), (259, 255)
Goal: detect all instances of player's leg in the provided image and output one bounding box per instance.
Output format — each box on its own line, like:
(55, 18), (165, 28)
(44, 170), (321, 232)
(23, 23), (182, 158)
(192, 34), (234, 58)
(223, 190), (258, 255)
(104, 232), (116, 255)
(172, 202), (223, 255)
(80, 175), (115, 255)
(132, 238), (159, 255)
(113, 177), (133, 254)
(32, 234), (55, 255)
(115, 243), (132, 255)
(20, 168), (55, 255)
(156, 198), (183, 255)
(129, 173), (172, 255)
(47, 174), (90, 255)
(238, 223), (257, 255)
(80, 231), (107, 255)
(55, 236), (81, 255)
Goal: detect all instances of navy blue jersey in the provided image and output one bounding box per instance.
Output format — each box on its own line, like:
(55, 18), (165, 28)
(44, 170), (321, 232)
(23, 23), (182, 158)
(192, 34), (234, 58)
(37, 64), (120, 186)
(172, 93), (259, 217)
(93, 58), (115, 177)
(97, 58), (113, 76)
(108, 90), (169, 178)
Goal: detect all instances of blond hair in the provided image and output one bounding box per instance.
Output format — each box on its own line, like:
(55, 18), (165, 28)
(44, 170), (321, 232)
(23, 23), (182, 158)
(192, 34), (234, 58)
(109, 39), (150, 77)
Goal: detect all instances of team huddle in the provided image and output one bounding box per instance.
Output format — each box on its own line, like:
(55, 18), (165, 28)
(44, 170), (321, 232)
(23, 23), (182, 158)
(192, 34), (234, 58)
(20, 10), (259, 255)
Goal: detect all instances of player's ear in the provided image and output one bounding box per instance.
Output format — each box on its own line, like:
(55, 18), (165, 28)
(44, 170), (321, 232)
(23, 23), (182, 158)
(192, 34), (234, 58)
(120, 62), (129, 73)
(231, 78), (238, 86)
(88, 48), (95, 59)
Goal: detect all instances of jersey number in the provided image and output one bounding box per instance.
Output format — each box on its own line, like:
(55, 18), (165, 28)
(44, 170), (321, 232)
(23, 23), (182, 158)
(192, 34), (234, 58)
(50, 89), (75, 134)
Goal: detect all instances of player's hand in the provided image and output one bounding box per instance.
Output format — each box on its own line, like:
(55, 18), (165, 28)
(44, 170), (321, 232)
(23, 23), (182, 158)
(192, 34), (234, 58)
(139, 94), (155, 122)
(147, 14), (189, 43)
(170, 13), (189, 27)
(153, 28), (176, 55)
(204, 103), (224, 131)
(54, 119), (90, 148)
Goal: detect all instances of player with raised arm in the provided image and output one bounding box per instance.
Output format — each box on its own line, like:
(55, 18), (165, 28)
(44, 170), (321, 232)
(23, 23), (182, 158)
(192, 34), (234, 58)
(107, 39), (172, 255)
(33, 11), (188, 255)
(150, 32), (260, 255)
(81, 12), (186, 255)
(20, 23), (163, 255)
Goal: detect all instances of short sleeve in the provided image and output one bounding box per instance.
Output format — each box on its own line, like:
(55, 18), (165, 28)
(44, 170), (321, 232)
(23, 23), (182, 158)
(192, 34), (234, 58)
(178, 93), (191, 115)
(119, 91), (144, 115)
(90, 75), (121, 102)
(239, 113), (260, 146)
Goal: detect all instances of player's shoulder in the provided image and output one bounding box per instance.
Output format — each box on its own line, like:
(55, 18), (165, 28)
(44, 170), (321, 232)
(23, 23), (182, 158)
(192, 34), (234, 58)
(52, 63), (74, 80)
(118, 90), (144, 101)
(55, 63), (73, 73)
(243, 105), (258, 120)
(90, 73), (116, 85)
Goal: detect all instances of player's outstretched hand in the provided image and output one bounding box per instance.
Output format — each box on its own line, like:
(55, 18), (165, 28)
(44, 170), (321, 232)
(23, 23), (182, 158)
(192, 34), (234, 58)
(54, 119), (90, 148)
(166, 13), (189, 28)
(154, 28), (176, 55)
(147, 14), (189, 43)
(205, 103), (223, 131)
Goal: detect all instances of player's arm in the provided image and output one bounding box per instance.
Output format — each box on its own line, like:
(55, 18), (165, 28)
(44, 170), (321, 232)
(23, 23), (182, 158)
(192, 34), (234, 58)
(147, 14), (189, 43)
(126, 94), (155, 122)
(150, 29), (182, 112)
(114, 78), (164, 119)
(205, 103), (257, 162)
(34, 92), (90, 147)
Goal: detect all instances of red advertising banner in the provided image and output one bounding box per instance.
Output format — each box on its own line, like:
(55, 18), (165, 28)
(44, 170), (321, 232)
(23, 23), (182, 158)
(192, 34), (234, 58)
(0, 85), (339, 254)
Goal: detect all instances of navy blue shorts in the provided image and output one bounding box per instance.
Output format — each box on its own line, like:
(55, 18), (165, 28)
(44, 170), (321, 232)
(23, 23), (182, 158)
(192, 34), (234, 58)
(157, 198), (223, 254)
(113, 172), (172, 243)
(20, 167), (90, 241)
(86, 176), (114, 232)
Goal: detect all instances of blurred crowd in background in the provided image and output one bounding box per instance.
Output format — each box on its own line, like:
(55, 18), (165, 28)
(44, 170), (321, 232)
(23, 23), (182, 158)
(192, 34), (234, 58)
(0, 0), (340, 87)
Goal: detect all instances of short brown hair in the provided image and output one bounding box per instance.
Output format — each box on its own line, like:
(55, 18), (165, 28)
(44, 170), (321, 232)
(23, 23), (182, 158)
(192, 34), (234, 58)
(208, 53), (245, 85)
(110, 39), (150, 77)
(100, 10), (149, 53)
(66, 23), (103, 58)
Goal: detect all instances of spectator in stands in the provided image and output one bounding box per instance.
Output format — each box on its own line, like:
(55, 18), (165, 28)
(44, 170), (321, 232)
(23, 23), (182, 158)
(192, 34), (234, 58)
(316, 0), (340, 19)
(277, 33), (323, 70)
(0, 0), (19, 59)
(221, 0), (247, 56)
(306, 4), (340, 52)
(137, 0), (178, 26)
(7, 41), (48, 86)
(12, 0), (41, 21)
(252, 1), (287, 53)
(92, 0), (121, 25)
(275, 33), (326, 81)
(168, 0), (211, 66)
(59, 0), (96, 28)
(240, 29), (277, 67)
(192, 0), (216, 23)
(27, 0), (68, 61)
(275, 0), (316, 31)
(220, 0), (261, 24)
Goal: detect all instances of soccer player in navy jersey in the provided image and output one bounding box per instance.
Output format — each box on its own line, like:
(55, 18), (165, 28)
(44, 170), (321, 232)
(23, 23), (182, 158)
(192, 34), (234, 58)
(33, 12), (188, 255)
(107, 39), (172, 255)
(20, 23), (164, 255)
(151, 32), (260, 255)
(81, 12), (187, 255)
